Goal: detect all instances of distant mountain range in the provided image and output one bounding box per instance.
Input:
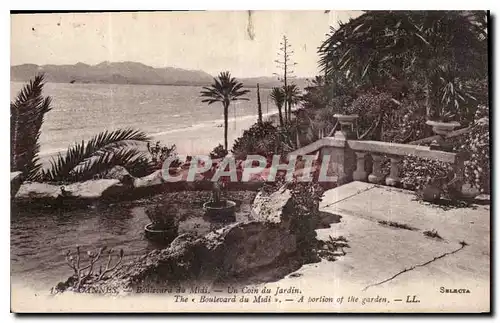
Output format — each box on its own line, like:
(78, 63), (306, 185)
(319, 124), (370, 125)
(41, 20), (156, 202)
(10, 61), (310, 88)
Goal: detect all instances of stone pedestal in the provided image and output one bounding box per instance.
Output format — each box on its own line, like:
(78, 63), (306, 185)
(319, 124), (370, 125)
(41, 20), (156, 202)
(333, 114), (359, 140)
(318, 141), (356, 186)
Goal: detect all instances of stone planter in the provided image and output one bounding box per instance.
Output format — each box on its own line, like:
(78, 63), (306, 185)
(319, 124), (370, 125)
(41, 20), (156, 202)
(144, 223), (178, 245)
(426, 120), (460, 135)
(333, 114), (359, 139)
(203, 200), (237, 222)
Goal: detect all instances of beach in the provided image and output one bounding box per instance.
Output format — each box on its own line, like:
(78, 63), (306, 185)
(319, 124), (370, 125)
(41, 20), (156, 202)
(151, 111), (279, 156)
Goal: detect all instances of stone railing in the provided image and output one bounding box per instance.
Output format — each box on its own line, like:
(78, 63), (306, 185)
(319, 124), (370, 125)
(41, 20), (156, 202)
(288, 115), (468, 191)
(348, 140), (465, 189)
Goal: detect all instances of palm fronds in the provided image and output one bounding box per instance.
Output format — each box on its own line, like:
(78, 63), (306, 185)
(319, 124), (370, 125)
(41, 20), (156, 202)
(200, 71), (250, 150)
(270, 87), (285, 127)
(284, 84), (302, 122)
(41, 128), (150, 182)
(200, 71), (251, 105)
(11, 74), (52, 181)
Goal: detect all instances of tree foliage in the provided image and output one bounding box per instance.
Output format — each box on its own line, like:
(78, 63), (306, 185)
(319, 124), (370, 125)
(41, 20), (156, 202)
(11, 74), (52, 181)
(318, 11), (488, 123)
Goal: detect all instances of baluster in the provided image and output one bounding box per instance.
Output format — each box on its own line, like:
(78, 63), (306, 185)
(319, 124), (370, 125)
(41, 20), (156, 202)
(448, 151), (467, 195)
(368, 154), (384, 184)
(353, 152), (368, 182)
(385, 156), (401, 187)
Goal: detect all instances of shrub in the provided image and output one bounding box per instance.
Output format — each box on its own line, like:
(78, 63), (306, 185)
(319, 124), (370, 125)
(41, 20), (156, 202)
(209, 144), (228, 159)
(454, 105), (490, 193)
(286, 181), (325, 257)
(147, 141), (180, 169)
(232, 121), (288, 159)
(58, 245), (124, 293)
(400, 156), (452, 192)
(128, 141), (181, 178)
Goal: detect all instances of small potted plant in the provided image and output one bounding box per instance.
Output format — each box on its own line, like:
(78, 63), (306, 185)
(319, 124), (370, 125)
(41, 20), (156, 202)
(144, 203), (178, 245)
(203, 181), (236, 222)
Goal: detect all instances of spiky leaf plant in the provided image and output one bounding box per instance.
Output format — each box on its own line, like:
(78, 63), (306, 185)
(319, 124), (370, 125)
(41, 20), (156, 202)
(41, 128), (150, 182)
(11, 74), (52, 181)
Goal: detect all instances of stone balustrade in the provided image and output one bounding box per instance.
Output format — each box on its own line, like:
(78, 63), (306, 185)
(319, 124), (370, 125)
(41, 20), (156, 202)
(288, 130), (467, 190)
(347, 140), (465, 188)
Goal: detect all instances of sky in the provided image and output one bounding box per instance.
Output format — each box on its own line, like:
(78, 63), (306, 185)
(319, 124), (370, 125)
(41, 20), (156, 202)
(10, 11), (362, 78)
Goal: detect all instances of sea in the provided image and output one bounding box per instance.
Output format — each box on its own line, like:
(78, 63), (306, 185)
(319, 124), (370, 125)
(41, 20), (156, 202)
(10, 81), (275, 161)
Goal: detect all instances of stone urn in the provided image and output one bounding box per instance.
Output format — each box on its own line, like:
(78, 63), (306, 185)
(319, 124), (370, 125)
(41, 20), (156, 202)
(426, 120), (460, 135)
(426, 120), (460, 152)
(333, 114), (359, 139)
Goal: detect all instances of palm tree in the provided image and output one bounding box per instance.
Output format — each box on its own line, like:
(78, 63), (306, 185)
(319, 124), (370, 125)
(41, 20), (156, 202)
(200, 72), (250, 150)
(283, 84), (301, 122)
(41, 128), (151, 182)
(11, 74), (52, 181)
(318, 11), (488, 122)
(270, 87), (285, 127)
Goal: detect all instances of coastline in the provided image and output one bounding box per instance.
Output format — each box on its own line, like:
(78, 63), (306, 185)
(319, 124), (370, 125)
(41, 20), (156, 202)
(38, 110), (280, 166)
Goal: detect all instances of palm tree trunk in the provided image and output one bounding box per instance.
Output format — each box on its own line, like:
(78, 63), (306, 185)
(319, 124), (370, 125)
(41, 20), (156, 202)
(288, 101), (292, 122)
(284, 103), (288, 124)
(257, 83), (263, 124)
(278, 104), (284, 127)
(224, 102), (229, 151)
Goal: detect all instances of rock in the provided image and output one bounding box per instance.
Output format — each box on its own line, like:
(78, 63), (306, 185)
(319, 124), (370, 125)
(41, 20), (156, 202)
(15, 182), (62, 200)
(64, 179), (129, 199)
(205, 221), (297, 276)
(10, 171), (24, 197)
(15, 179), (131, 203)
(133, 170), (165, 188)
(103, 166), (135, 186)
(251, 186), (292, 225)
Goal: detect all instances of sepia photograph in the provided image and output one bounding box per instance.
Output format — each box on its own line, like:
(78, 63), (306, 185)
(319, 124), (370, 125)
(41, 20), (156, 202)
(9, 10), (490, 313)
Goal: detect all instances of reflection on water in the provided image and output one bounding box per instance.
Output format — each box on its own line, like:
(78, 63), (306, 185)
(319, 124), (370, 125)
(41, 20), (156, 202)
(11, 204), (154, 290)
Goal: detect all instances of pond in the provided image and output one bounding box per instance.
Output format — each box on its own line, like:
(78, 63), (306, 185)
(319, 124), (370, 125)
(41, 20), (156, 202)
(11, 191), (257, 291)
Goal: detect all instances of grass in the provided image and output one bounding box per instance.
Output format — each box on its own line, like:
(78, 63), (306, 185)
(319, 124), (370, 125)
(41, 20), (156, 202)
(423, 229), (443, 240)
(378, 220), (418, 231)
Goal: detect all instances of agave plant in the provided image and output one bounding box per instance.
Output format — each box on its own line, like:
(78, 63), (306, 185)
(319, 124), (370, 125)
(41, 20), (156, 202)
(11, 74), (52, 181)
(41, 128), (150, 182)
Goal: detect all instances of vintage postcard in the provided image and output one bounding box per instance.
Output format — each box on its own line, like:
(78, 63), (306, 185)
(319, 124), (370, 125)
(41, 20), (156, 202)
(10, 10), (490, 313)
